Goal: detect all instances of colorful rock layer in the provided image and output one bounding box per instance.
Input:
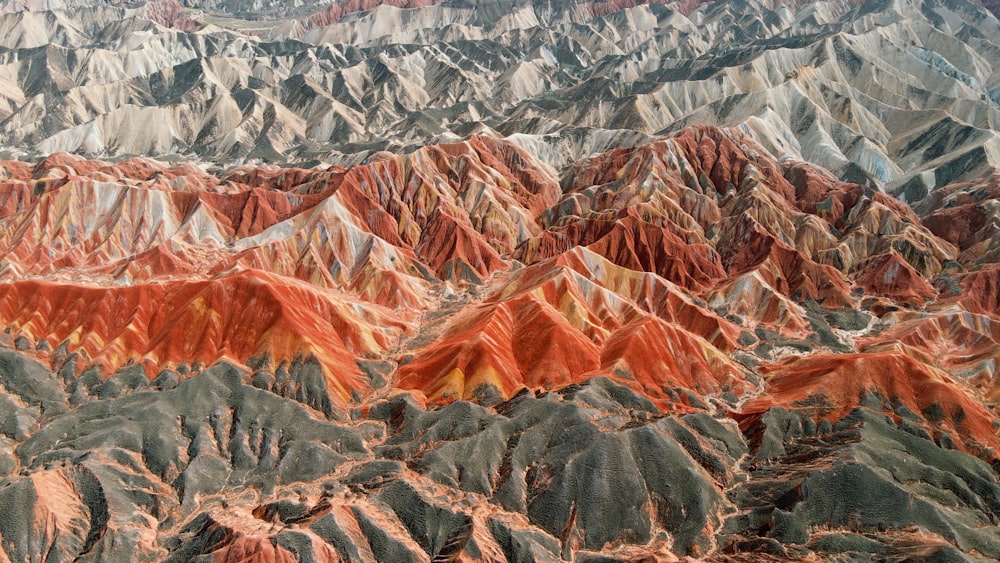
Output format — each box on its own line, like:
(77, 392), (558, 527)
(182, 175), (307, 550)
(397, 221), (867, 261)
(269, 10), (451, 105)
(0, 125), (999, 560)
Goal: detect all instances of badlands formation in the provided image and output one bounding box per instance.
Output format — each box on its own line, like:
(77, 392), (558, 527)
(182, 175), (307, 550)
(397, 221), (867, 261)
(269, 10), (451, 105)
(1, 0), (1000, 561)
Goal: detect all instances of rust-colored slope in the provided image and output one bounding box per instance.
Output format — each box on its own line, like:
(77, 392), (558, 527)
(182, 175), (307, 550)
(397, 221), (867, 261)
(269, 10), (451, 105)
(303, 0), (686, 28)
(0, 270), (407, 403)
(739, 353), (1000, 460)
(516, 210), (725, 292)
(322, 136), (560, 282)
(920, 171), (1000, 275)
(852, 252), (937, 308)
(0, 136), (557, 286)
(305, 0), (444, 28)
(549, 247), (743, 351)
(0, 125), (994, 424)
(723, 229), (854, 307)
(540, 128), (850, 339)
(144, 0), (201, 31)
(395, 296), (743, 408)
(548, 127), (962, 341)
(397, 246), (745, 405)
(858, 311), (1000, 406)
(961, 265), (1000, 318)
(212, 538), (305, 563)
(598, 316), (746, 403)
(0, 136), (566, 405)
(784, 162), (862, 225)
(396, 294), (602, 402)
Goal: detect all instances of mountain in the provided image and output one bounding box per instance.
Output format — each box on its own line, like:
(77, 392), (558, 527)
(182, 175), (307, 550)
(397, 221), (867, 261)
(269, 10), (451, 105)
(0, 123), (999, 561)
(1, 0), (1000, 200)
(1, 0), (1000, 561)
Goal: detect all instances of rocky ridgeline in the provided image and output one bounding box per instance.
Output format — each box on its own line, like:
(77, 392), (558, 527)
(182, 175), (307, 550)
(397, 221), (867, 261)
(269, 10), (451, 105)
(1, 0), (1000, 200)
(0, 123), (998, 559)
(0, 352), (997, 561)
(1, 0), (1000, 559)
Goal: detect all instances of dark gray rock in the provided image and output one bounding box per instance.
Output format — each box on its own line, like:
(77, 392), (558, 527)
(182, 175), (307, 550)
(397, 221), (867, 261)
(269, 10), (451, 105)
(255, 499), (309, 523)
(17, 362), (368, 499)
(343, 460), (405, 491)
(378, 479), (472, 559)
(310, 511), (378, 563)
(727, 408), (1000, 558)
(274, 530), (319, 561)
(0, 394), (37, 441)
(92, 364), (148, 399)
(350, 505), (424, 563)
(809, 532), (889, 555)
(487, 517), (561, 563)
(0, 351), (68, 416)
(151, 369), (181, 391)
(276, 441), (347, 485)
(285, 355), (346, 420)
(0, 465), (120, 562)
(377, 378), (741, 555)
(164, 513), (232, 563)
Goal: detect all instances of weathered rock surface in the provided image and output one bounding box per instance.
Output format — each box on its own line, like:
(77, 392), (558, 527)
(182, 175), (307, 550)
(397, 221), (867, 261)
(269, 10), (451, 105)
(0, 122), (997, 559)
(3, 0), (1000, 198)
(0, 0), (998, 559)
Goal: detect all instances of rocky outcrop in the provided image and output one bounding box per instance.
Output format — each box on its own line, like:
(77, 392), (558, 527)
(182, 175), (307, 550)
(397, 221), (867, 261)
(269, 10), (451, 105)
(0, 122), (998, 560)
(1, 0), (1000, 559)
(1, 0), (1000, 198)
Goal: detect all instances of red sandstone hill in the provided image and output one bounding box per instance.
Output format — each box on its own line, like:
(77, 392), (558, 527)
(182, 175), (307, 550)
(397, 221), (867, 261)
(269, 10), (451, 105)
(0, 124), (992, 421)
(1, 125), (1000, 561)
(4, 0), (1000, 557)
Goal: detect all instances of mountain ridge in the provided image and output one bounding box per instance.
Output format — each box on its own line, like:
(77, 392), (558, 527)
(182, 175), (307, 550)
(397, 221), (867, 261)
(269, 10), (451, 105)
(2, 0), (1000, 205)
(0, 0), (999, 560)
(1, 113), (1000, 560)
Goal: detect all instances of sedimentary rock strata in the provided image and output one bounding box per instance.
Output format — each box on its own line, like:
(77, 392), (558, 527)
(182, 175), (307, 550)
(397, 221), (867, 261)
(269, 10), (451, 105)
(0, 0), (999, 560)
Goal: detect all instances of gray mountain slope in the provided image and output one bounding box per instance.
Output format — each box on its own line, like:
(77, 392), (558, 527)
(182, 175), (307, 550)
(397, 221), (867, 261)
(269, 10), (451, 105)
(2, 0), (1000, 202)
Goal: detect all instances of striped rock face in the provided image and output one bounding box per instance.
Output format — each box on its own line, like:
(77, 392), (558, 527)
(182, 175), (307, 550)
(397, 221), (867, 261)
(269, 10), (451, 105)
(0, 123), (999, 560)
(2, 0), (1000, 561)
